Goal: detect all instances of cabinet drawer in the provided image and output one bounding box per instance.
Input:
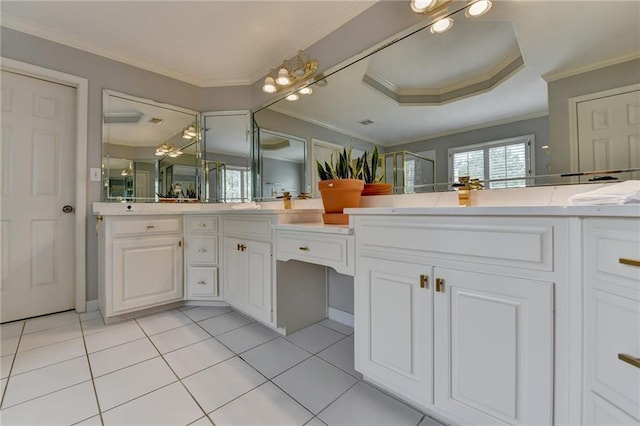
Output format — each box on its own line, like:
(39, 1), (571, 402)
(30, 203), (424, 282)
(356, 216), (554, 272)
(187, 236), (218, 264)
(224, 216), (272, 240)
(112, 216), (182, 237)
(188, 216), (218, 234)
(276, 230), (353, 276)
(187, 267), (218, 299)
(587, 289), (640, 421)
(586, 219), (640, 291)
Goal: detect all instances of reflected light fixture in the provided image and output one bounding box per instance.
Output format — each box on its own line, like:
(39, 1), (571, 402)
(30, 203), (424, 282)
(411, 0), (437, 13)
(155, 141), (183, 157)
(121, 161), (134, 176)
(261, 50), (319, 95)
(299, 87), (313, 95)
(466, 0), (492, 17)
(285, 93), (299, 102)
(430, 17), (454, 34)
(182, 125), (197, 140)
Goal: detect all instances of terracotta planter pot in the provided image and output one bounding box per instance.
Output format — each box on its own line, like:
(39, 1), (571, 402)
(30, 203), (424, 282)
(362, 183), (393, 196)
(318, 179), (364, 224)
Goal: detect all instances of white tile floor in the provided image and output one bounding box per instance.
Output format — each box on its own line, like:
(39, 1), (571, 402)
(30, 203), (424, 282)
(0, 306), (445, 426)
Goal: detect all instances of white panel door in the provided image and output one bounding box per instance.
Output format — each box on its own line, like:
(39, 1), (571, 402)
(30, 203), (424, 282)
(433, 267), (553, 425)
(577, 89), (640, 180)
(1, 71), (76, 322)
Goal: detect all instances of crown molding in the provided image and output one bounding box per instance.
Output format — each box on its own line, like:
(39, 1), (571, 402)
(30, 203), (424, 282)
(542, 51), (640, 82)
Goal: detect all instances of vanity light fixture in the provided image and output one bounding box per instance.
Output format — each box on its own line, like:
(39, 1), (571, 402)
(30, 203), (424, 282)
(411, 0), (438, 14)
(466, 0), (492, 17)
(299, 87), (313, 95)
(261, 50), (319, 94)
(430, 17), (454, 34)
(121, 161), (134, 176)
(182, 125), (197, 140)
(285, 93), (299, 102)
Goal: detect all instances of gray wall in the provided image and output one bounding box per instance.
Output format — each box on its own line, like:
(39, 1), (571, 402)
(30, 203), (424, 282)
(391, 116), (550, 184)
(547, 58), (640, 175)
(327, 270), (354, 314)
(262, 157), (304, 197)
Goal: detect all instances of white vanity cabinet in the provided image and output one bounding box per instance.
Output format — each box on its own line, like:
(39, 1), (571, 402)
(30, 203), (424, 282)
(98, 215), (184, 319)
(353, 215), (561, 425)
(185, 215), (220, 300)
(584, 218), (640, 424)
(222, 215), (274, 325)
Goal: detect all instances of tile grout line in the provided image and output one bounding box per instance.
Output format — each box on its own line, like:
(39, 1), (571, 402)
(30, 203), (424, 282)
(0, 320), (25, 409)
(79, 317), (105, 425)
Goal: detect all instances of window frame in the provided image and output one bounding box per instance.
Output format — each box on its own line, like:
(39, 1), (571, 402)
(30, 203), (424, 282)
(447, 134), (535, 188)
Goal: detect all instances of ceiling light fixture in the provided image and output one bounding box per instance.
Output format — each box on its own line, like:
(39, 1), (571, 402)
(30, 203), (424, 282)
(182, 125), (197, 140)
(261, 50), (319, 95)
(410, 0), (438, 13)
(299, 87), (313, 95)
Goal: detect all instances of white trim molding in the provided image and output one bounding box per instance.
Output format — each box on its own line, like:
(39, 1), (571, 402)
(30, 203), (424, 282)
(1, 57), (89, 313)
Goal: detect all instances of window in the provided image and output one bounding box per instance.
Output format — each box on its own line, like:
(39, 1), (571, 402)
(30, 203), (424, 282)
(224, 167), (252, 202)
(448, 135), (534, 189)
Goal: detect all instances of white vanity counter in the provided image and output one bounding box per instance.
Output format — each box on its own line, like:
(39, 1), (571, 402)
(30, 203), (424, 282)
(346, 204), (640, 217)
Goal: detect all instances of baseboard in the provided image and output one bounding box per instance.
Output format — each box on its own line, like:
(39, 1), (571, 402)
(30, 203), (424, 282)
(328, 307), (354, 327)
(85, 299), (99, 312)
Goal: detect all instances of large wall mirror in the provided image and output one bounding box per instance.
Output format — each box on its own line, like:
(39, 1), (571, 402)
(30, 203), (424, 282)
(102, 90), (200, 202)
(253, 1), (640, 194)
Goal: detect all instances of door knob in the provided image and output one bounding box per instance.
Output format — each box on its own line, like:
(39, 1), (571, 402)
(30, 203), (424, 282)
(62, 205), (74, 213)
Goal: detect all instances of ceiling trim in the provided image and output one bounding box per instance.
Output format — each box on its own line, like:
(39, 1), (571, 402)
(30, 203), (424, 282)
(1, 15), (251, 87)
(363, 53), (524, 106)
(542, 50), (640, 82)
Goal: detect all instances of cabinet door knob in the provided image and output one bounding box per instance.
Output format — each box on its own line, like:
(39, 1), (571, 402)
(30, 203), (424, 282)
(200, 223), (208, 228)
(619, 258), (640, 267)
(197, 280), (207, 286)
(420, 274), (428, 289)
(299, 246), (309, 251)
(178, 240), (182, 248)
(146, 225), (155, 229)
(618, 353), (640, 369)
(435, 278), (444, 292)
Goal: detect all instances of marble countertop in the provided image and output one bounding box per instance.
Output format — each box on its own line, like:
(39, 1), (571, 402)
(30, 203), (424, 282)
(345, 204), (640, 217)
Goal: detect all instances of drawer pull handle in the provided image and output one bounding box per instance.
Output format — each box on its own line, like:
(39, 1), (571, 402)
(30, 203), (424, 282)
(146, 225), (155, 229)
(198, 248), (207, 253)
(618, 353), (640, 369)
(435, 278), (444, 293)
(197, 280), (207, 286)
(619, 258), (640, 267)
(178, 240), (182, 248)
(200, 223), (208, 228)
(299, 246), (310, 251)
(420, 274), (428, 289)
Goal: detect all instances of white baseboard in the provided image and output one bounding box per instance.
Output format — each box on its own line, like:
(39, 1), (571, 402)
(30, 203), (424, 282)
(85, 299), (99, 312)
(328, 307), (354, 327)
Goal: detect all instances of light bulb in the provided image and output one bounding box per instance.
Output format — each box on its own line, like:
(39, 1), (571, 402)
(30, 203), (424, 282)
(185, 126), (197, 137)
(430, 17), (453, 34)
(285, 93), (299, 101)
(262, 76), (277, 93)
(299, 87), (313, 95)
(411, 0), (437, 13)
(466, 0), (492, 17)
(276, 68), (291, 86)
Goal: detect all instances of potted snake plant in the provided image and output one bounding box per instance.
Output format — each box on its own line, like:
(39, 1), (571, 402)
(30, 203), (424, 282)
(316, 147), (364, 224)
(361, 146), (393, 196)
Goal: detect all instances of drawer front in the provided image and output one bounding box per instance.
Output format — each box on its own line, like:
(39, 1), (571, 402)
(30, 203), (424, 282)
(587, 289), (640, 421)
(224, 216), (273, 240)
(111, 216), (182, 237)
(188, 216), (218, 234)
(356, 216), (555, 272)
(276, 231), (353, 275)
(586, 219), (640, 291)
(188, 236), (218, 264)
(187, 267), (218, 299)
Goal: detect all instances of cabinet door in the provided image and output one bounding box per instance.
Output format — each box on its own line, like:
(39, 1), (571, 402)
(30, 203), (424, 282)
(355, 257), (432, 410)
(244, 240), (272, 324)
(433, 267), (553, 425)
(112, 236), (183, 314)
(223, 237), (245, 307)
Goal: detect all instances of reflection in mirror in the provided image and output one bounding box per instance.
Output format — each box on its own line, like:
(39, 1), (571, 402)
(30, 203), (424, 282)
(102, 90), (200, 201)
(202, 111), (251, 203)
(259, 129), (307, 198)
(253, 2), (640, 192)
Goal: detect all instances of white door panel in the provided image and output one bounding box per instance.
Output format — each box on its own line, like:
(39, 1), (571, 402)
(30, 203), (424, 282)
(1, 71), (76, 322)
(577, 89), (640, 180)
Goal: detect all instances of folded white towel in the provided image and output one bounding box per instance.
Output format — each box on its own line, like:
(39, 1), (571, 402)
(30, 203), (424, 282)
(230, 201), (261, 210)
(568, 180), (640, 205)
